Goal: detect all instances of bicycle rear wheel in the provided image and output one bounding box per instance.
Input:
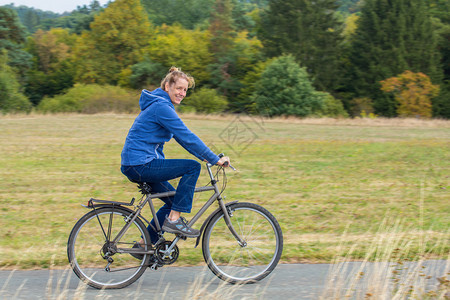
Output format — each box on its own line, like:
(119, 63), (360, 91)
(67, 206), (151, 289)
(202, 202), (283, 284)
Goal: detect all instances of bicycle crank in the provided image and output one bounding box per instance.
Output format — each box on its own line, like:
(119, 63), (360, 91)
(155, 241), (179, 265)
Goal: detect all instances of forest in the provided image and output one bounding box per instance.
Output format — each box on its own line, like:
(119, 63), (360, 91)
(1, 0), (449, 118)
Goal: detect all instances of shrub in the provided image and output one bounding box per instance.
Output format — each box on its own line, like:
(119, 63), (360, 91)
(37, 84), (138, 113)
(0, 72), (32, 113)
(349, 97), (375, 117)
(233, 58), (275, 113)
(316, 93), (349, 118)
(179, 88), (228, 114)
(0, 51), (32, 113)
(252, 55), (325, 117)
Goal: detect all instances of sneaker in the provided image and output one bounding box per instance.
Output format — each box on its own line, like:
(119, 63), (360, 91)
(162, 216), (200, 238)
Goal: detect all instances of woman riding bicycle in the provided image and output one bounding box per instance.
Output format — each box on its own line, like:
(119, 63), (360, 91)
(121, 67), (230, 247)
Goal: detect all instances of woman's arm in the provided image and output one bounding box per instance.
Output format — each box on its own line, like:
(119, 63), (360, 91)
(156, 103), (220, 165)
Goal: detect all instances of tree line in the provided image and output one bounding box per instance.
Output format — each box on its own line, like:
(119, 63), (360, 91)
(1, 0), (449, 118)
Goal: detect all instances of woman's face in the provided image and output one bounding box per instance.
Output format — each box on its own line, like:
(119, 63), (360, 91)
(165, 78), (188, 105)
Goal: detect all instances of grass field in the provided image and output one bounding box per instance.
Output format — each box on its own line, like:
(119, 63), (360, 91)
(0, 114), (449, 269)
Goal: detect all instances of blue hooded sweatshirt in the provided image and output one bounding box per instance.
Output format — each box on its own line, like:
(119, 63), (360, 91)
(121, 88), (220, 166)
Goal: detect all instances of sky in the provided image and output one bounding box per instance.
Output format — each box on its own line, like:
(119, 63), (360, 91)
(0, 0), (111, 14)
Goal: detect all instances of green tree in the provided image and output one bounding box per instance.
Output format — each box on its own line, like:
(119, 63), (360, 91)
(24, 28), (76, 104)
(207, 0), (238, 98)
(1, 7), (28, 44)
(429, 0), (450, 118)
(336, 0), (362, 14)
(208, 30), (263, 103)
(207, 0), (263, 103)
(147, 24), (213, 85)
(0, 50), (32, 113)
(7, 1), (104, 34)
(39, 1), (105, 34)
(233, 58), (273, 112)
(30, 29), (75, 73)
(0, 7), (32, 80)
(345, 0), (442, 117)
(429, 0), (450, 24)
(127, 58), (166, 90)
(343, 14), (359, 41)
(141, 0), (264, 31)
(257, 0), (344, 93)
(141, 0), (215, 29)
(253, 55), (326, 117)
(209, 0), (236, 56)
(5, 4), (61, 33)
(73, 0), (152, 85)
(229, 0), (264, 32)
(22, 9), (41, 33)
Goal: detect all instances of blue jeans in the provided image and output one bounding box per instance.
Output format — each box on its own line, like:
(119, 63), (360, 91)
(121, 159), (201, 244)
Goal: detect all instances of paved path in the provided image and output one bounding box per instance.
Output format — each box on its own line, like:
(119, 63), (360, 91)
(0, 261), (447, 299)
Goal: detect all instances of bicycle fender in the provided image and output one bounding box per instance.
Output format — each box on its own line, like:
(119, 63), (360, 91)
(194, 201), (239, 248)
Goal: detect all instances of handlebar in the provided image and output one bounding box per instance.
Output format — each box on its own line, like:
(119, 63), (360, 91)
(223, 161), (236, 171)
(218, 153), (236, 171)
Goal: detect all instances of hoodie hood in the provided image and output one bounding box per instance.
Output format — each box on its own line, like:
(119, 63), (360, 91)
(139, 88), (173, 111)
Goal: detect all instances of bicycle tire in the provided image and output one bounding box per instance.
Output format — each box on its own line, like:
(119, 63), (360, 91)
(67, 206), (151, 289)
(202, 202), (283, 284)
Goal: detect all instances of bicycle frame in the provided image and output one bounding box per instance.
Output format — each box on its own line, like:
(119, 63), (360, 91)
(88, 162), (245, 262)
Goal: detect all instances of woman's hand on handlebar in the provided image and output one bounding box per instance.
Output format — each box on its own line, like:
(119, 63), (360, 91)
(217, 156), (231, 167)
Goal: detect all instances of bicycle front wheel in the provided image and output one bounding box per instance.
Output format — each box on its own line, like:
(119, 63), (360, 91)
(202, 202), (283, 284)
(67, 206), (151, 289)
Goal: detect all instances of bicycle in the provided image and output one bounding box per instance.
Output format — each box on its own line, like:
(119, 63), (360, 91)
(67, 155), (283, 289)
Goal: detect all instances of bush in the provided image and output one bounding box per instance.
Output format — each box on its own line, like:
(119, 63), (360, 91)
(0, 51), (32, 113)
(252, 55), (325, 117)
(349, 97), (375, 117)
(0, 72), (32, 113)
(233, 59), (274, 113)
(179, 88), (228, 114)
(316, 93), (349, 118)
(37, 84), (138, 113)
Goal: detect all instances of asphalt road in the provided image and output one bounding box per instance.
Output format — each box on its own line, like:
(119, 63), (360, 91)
(0, 261), (447, 299)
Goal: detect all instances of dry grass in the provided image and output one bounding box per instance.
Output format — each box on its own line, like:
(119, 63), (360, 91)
(170, 112), (450, 127)
(321, 216), (449, 299)
(0, 113), (449, 269)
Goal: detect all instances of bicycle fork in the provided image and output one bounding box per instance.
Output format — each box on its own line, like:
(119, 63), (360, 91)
(218, 199), (247, 247)
(207, 161), (247, 248)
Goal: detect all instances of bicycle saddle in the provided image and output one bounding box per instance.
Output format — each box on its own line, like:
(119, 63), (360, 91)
(129, 179), (152, 195)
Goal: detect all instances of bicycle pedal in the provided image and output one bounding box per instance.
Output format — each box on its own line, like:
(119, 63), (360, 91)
(149, 262), (163, 270)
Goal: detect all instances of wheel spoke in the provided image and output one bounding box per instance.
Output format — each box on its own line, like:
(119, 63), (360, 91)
(202, 203), (283, 284)
(68, 207), (150, 289)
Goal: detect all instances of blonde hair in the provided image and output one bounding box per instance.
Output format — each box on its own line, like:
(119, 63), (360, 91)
(160, 67), (195, 91)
